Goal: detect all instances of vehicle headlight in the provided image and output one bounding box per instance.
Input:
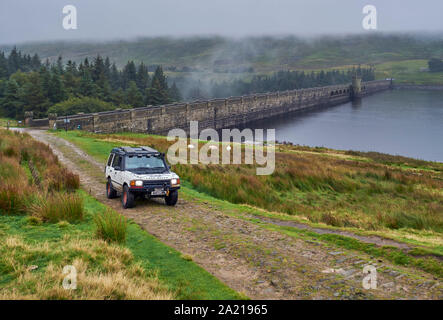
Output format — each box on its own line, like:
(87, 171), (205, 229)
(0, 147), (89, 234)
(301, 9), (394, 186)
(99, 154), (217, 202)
(130, 180), (143, 187)
(171, 178), (180, 186)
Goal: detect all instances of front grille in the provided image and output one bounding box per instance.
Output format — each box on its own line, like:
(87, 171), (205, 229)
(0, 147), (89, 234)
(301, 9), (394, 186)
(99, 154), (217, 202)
(143, 180), (170, 189)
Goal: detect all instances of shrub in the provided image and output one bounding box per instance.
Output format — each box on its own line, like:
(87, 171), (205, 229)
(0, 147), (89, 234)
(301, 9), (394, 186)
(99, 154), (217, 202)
(181, 254), (193, 261)
(48, 96), (118, 115)
(47, 167), (80, 192)
(0, 156), (22, 181)
(3, 146), (18, 157)
(380, 211), (438, 231)
(25, 215), (43, 225)
(384, 169), (392, 180)
(94, 209), (127, 243)
(0, 184), (28, 215)
(63, 170), (80, 190)
(321, 212), (343, 227)
(31, 193), (84, 223)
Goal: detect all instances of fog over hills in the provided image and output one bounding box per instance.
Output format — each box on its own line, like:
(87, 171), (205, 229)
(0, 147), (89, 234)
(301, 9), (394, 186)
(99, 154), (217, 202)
(1, 33), (443, 72)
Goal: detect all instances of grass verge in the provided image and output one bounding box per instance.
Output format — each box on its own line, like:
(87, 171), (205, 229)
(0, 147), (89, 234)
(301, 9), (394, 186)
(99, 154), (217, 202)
(0, 129), (242, 299)
(52, 130), (443, 279)
(0, 190), (244, 299)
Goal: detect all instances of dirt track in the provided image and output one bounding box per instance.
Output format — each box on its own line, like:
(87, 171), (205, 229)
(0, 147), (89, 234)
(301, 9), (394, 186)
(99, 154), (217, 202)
(26, 129), (442, 300)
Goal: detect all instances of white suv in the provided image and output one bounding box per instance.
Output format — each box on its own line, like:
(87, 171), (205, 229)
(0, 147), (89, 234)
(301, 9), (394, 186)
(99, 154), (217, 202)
(105, 146), (180, 209)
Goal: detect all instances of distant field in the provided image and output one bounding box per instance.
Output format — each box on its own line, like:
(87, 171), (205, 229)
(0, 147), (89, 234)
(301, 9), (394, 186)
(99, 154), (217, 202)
(167, 60), (443, 89)
(375, 60), (443, 85)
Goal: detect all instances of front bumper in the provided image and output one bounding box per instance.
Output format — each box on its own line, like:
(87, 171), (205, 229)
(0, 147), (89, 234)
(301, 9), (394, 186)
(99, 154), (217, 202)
(129, 179), (180, 194)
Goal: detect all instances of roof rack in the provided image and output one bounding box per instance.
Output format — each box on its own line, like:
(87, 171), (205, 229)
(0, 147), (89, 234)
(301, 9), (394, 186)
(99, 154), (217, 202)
(140, 146), (158, 153)
(113, 146), (160, 155)
(121, 146), (136, 153)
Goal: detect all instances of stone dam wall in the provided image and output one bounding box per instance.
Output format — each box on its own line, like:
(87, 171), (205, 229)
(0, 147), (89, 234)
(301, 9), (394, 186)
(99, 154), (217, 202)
(28, 80), (391, 134)
(393, 84), (443, 91)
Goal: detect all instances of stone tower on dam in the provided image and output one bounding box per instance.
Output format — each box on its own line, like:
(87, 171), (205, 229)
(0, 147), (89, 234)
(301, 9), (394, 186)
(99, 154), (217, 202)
(351, 75), (362, 99)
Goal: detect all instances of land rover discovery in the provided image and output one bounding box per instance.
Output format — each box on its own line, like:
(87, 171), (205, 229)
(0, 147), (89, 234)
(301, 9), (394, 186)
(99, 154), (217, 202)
(105, 146), (180, 208)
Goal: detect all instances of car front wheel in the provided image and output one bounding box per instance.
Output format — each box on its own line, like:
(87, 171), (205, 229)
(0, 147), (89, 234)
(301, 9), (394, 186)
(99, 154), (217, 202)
(106, 179), (117, 199)
(122, 184), (135, 209)
(165, 190), (178, 206)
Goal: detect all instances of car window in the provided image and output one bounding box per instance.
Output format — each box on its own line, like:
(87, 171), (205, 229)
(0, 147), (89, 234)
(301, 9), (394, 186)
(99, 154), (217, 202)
(112, 155), (122, 168)
(125, 155), (166, 170)
(107, 154), (114, 166)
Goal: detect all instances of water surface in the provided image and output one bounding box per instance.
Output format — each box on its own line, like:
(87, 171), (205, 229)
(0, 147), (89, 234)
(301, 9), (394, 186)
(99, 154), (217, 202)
(247, 89), (443, 162)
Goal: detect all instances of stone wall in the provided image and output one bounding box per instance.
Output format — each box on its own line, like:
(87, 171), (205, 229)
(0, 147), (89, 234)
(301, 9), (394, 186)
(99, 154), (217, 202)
(393, 84), (443, 91)
(29, 80), (391, 134)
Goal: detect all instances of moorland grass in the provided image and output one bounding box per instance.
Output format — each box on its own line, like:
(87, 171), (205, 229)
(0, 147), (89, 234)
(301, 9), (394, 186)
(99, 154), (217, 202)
(55, 130), (443, 234)
(51, 130), (443, 278)
(0, 226), (173, 299)
(0, 129), (243, 299)
(94, 208), (127, 243)
(0, 192), (244, 299)
(0, 130), (81, 219)
(30, 193), (84, 223)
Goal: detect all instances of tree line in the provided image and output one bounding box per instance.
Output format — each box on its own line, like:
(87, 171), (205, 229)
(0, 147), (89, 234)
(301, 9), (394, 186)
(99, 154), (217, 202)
(209, 67), (375, 99)
(0, 47), (375, 119)
(0, 48), (181, 119)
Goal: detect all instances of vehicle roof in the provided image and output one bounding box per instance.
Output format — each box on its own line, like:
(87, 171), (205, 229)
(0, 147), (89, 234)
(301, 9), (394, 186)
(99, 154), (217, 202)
(111, 146), (161, 156)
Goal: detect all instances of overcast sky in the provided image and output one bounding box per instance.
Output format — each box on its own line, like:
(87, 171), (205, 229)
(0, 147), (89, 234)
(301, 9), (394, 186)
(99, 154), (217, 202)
(1, 0), (443, 44)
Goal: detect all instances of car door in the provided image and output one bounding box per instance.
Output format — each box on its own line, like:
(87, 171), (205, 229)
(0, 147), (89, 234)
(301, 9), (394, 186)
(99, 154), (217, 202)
(111, 155), (123, 192)
(105, 153), (114, 175)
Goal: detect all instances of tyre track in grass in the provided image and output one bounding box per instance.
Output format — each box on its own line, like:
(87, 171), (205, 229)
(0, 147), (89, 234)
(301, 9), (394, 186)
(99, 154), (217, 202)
(26, 129), (443, 300)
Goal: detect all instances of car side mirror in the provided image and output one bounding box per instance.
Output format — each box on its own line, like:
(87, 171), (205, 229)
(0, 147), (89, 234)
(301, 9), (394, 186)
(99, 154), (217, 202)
(114, 166), (121, 171)
(167, 165), (171, 170)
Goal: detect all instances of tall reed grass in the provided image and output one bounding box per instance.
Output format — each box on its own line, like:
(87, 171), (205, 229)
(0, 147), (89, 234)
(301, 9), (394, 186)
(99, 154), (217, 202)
(0, 129), (81, 218)
(94, 209), (127, 243)
(30, 193), (84, 223)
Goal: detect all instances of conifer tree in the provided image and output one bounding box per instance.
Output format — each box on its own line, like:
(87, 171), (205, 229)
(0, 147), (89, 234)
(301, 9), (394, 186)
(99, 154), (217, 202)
(0, 52), (9, 79)
(8, 47), (21, 74)
(64, 60), (78, 96)
(169, 81), (182, 102)
(109, 63), (121, 90)
(79, 68), (95, 97)
(92, 55), (105, 83)
(145, 85), (162, 106)
(39, 66), (51, 98)
(31, 54), (41, 71)
(56, 56), (64, 75)
(0, 79), (22, 118)
(136, 62), (150, 91)
(125, 81), (144, 108)
(19, 72), (50, 118)
(122, 61), (137, 89)
(104, 57), (111, 79)
(48, 72), (67, 103)
(149, 66), (170, 104)
(111, 88), (125, 106)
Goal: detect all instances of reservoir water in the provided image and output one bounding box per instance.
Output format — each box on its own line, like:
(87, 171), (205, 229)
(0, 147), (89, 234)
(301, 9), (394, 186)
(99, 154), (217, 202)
(247, 89), (443, 162)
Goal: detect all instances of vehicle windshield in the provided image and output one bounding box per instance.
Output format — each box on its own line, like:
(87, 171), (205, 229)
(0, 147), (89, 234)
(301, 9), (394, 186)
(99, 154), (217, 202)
(125, 155), (167, 172)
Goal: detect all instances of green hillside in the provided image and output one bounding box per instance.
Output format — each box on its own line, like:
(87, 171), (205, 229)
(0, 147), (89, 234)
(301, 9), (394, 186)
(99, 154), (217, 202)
(3, 34), (443, 72)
